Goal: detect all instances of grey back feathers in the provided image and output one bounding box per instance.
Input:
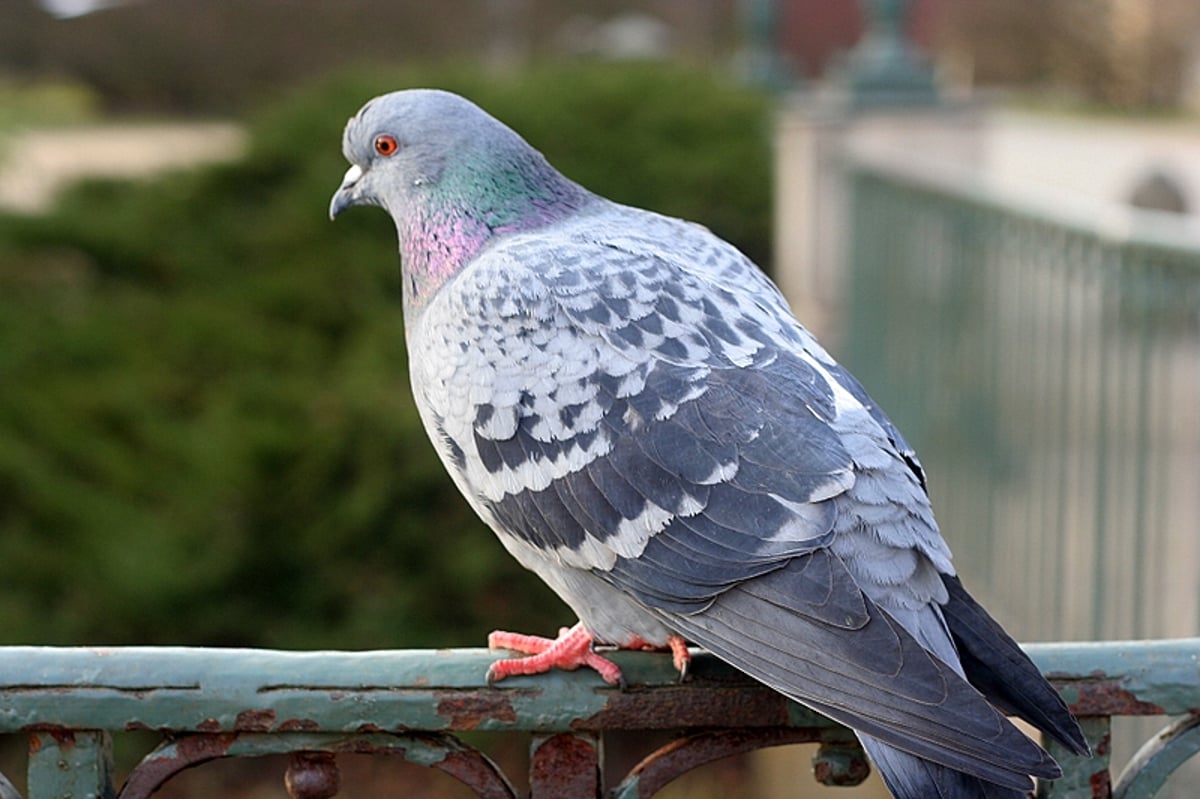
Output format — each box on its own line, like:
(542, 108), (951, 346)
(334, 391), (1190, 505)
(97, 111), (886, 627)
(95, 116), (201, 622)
(332, 89), (1088, 798)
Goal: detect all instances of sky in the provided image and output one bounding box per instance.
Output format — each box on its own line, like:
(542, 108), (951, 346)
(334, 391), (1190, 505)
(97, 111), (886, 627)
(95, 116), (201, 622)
(39, 0), (127, 18)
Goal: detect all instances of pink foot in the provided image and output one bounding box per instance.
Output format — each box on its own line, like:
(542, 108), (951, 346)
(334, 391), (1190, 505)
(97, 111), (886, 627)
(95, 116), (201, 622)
(667, 634), (691, 679)
(626, 633), (692, 680)
(486, 623), (624, 686)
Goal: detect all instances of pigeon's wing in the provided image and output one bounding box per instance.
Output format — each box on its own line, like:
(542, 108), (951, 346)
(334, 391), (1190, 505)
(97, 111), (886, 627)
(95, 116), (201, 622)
(660, 554), (1061, 790)
(415, 217), (1060, 788)
(560, 329), (1060, 788)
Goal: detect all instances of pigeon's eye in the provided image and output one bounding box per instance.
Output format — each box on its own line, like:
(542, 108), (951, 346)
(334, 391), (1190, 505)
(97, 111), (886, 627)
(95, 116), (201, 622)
(374, 135), (399, 157)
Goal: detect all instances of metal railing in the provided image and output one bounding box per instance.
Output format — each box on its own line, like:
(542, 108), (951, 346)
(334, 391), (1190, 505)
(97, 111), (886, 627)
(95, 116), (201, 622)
(842, 151), (1200, 646)
(1, 640), (1198, 798)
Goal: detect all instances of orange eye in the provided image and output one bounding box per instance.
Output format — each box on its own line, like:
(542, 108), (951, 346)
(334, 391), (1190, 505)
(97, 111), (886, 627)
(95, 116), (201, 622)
(374, 135), (399, 156)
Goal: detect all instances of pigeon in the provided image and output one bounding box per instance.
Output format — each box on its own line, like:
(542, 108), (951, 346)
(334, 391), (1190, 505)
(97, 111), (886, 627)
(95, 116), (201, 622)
(329, 89), (1089, 798)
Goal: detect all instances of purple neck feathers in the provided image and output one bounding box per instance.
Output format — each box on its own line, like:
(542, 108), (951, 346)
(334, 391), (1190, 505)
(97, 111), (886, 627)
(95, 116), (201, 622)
(396, 151), (593, 313)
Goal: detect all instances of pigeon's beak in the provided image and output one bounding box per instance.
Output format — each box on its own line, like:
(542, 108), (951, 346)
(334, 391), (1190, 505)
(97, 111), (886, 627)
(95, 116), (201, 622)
(329, 164), (366, 220)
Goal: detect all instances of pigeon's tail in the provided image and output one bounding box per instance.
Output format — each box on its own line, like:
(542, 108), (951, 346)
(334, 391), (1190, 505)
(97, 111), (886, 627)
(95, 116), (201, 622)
(941, 575), (1090, 757)
(860, 736), (1037, 799)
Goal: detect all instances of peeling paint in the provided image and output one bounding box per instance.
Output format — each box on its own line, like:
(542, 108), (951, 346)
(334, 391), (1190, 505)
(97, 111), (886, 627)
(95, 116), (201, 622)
(1069, 682), (1166, 717)
(20, 726), (76, 749)
(278, 718), (320, 732)
(435, 691), (518, 729)
(174, 733), (236, 760)
(234, 709), (276, 732)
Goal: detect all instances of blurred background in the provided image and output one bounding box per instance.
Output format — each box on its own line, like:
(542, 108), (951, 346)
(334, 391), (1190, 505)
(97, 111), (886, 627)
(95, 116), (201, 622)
(0, 0), (1198, 797)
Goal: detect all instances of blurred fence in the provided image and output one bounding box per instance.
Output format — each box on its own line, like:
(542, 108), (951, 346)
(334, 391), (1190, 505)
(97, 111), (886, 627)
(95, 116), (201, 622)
(842, 150), (1200, 645)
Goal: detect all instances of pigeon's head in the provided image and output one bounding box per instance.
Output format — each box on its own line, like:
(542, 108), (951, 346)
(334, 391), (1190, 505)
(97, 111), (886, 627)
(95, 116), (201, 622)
(329, 89), (507, 220)
(330, 89), (591, 304)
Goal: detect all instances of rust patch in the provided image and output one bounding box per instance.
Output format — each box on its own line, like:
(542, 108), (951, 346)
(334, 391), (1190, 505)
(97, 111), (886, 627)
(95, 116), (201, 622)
(285, 751), (340, 799)
(122, 734), (238, 799)
(278, 718), (320, 732)
(125, 721), (156, 733)
(530, 734), (598, 799)
(1090, 768), (1112, 798)
(1070, 682), (1164, 717)
(175, 733), (237, 760)
(435, 690), (518, 730)
(343, 737), (391, 755)
(576, 684), (791, 731)
(235, 708), (276, 731)
(196, 718), (222, 733)
(624, 728), (819, 798)
(355, 723), (383, 733)
(21, 725), (77, 748)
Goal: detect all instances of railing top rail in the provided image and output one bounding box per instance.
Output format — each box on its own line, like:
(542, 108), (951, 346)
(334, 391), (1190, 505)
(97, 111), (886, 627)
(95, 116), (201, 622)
(1, 638), (1197, 736)
(844, 144), (1200, 261)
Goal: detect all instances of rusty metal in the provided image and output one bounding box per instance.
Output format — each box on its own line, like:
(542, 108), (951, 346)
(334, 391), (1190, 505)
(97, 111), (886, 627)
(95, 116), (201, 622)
(1043, 716), (1114, 799)
(22, 726), (79, 747)
(118, 732), (517, 799)
(1067, 682), (1166, 718)
(434, 689), (520, 729)
(119, 733), (238, 799)
(812, 741), (871, 786)
(284, 752), (339, 799)
(1, 641), (1199, 799)
(610, 727), (826, 799)
(576, 683), (800, 731)
(26, 730), (113, 799)
(235, 709), (277, 732)
(530, 733), (599, 799)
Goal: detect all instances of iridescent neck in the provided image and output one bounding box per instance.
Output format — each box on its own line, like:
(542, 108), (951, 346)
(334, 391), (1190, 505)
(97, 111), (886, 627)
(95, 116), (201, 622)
(396, 153), (593, 314)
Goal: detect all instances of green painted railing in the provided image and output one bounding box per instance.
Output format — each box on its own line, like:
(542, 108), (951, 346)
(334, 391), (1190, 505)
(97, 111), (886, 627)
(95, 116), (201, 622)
(842, 151), (1200, 647)
(1, 640), (1198, 798)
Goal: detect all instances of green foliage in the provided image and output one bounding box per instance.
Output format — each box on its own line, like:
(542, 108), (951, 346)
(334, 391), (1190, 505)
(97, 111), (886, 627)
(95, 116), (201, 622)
(0, 80), (99, 132)
(0, 64), (770, 648)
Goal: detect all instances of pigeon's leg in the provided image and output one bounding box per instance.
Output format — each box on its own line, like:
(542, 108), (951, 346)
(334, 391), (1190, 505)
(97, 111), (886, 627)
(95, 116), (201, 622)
(487, 622), (623, 686)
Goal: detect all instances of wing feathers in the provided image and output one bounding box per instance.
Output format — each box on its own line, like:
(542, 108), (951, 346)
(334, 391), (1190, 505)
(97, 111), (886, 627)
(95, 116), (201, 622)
(663, 555), (1061, 788)
(860, 737), (1033, 799)
(941, 575), (1089, 755)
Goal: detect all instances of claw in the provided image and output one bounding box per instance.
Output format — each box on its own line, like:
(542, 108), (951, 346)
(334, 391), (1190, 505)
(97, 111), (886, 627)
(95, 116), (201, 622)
(486, 622), (624, 686)
(668, 634), (691, 682)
